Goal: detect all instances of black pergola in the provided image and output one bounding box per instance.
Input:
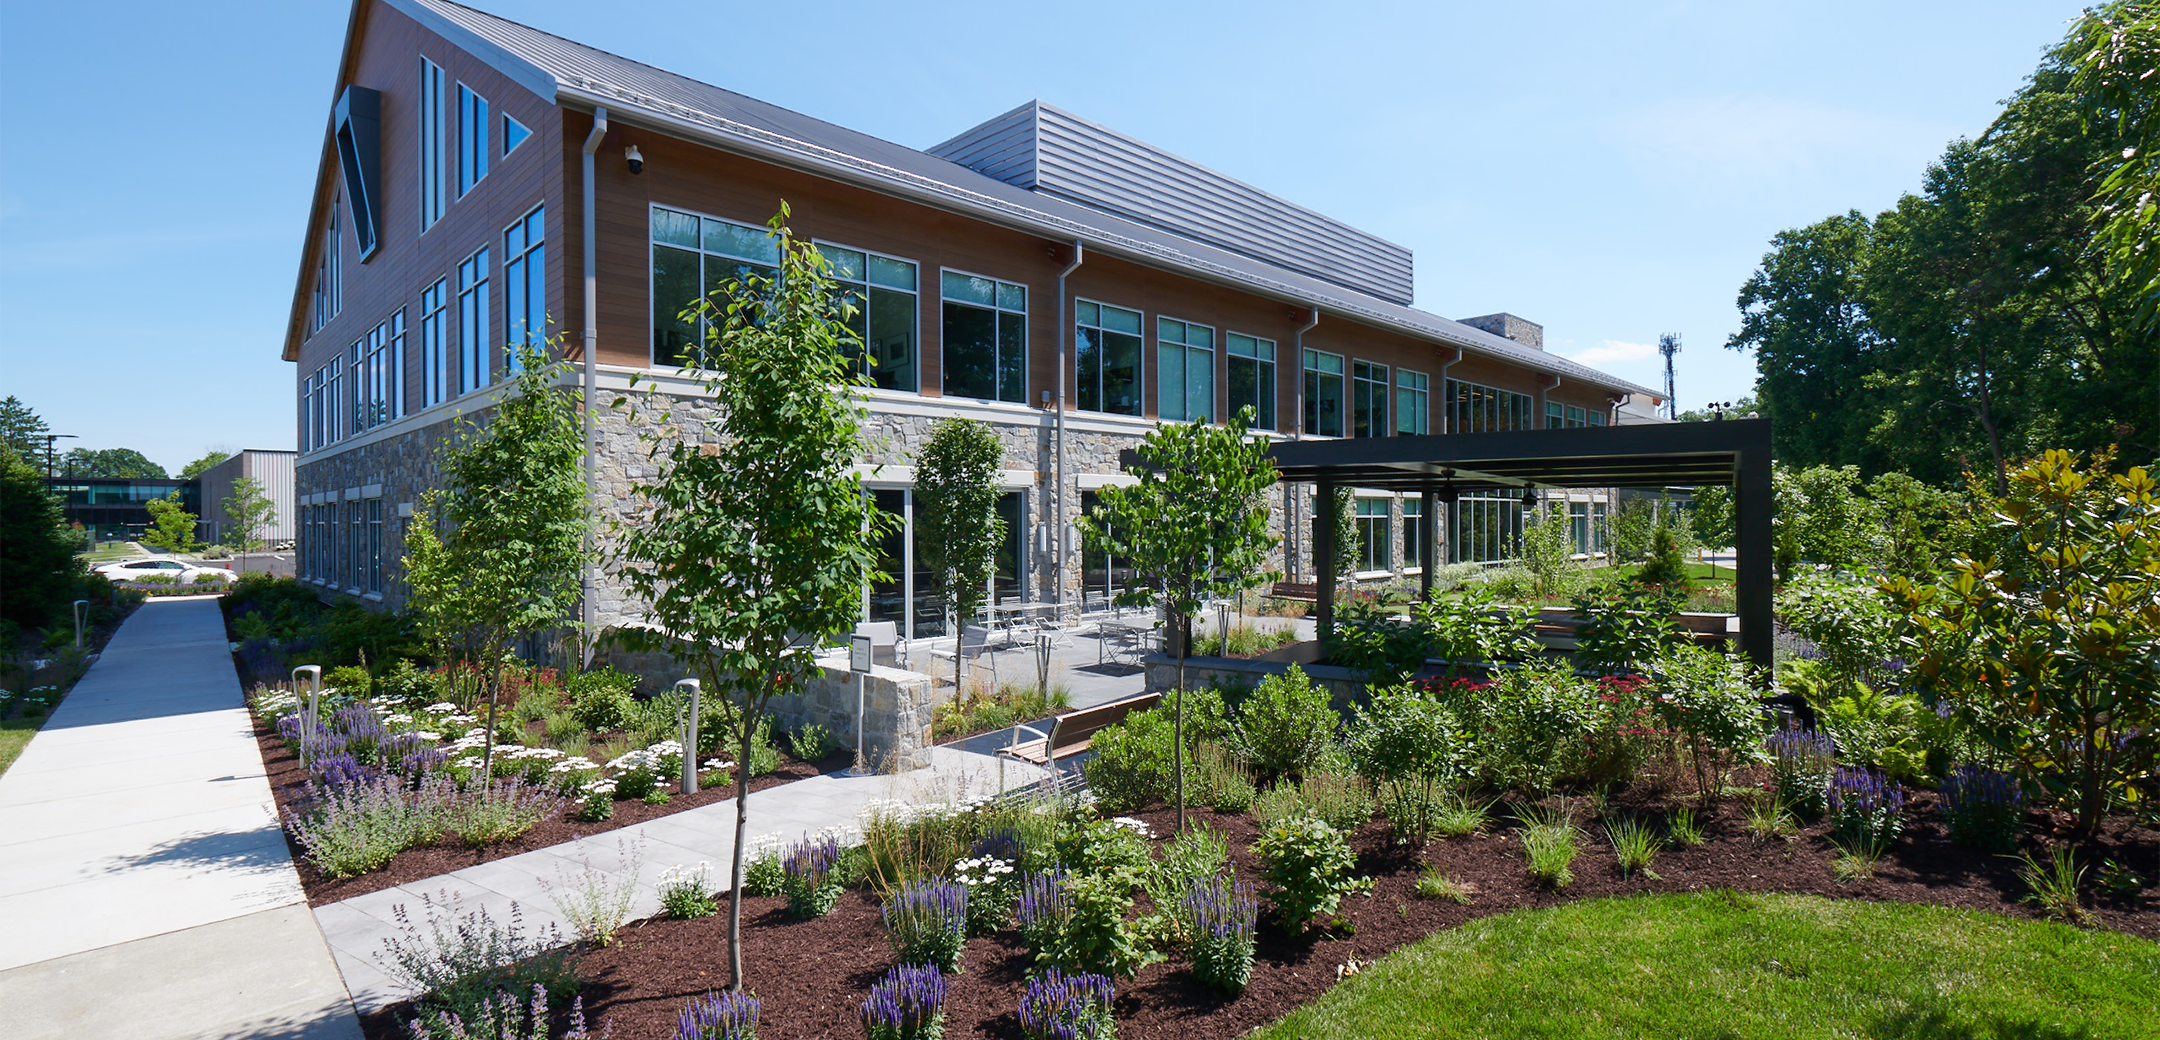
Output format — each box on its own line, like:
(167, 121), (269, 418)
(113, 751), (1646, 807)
(1266, 418), (1774, 670)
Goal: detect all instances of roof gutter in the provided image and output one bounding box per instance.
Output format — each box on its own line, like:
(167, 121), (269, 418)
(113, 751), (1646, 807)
(578, 105), (608, 665)
(550, 87), (1657, 400)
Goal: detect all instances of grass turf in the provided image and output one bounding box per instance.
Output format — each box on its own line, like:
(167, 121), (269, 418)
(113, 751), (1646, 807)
(0, 707), (54, 778)
(1253, 891), (2159, 1040)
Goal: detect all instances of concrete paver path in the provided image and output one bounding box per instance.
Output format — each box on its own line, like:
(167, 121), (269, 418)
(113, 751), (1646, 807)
(0, 597), (360, 1040)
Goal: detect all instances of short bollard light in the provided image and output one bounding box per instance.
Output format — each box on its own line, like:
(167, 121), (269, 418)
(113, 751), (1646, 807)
(291, 665), (323, 765)
(72, 599), (90, 650)
(675, 677), (701, 795)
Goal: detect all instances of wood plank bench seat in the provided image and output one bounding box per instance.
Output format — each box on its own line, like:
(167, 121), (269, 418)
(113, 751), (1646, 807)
(998, 691), (1162, 766)
(1269, 581), (1319, 604)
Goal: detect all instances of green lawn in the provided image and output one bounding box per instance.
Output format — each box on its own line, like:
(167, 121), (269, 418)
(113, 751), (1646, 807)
(0, 706), (55, 778)
(80, 541), (139, 564)
(1255, 892), (2159, 1040)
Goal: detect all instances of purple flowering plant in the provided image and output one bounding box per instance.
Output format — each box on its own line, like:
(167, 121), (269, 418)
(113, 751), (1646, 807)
(1016, 967), (1115, 1040)
(1940, 763), (2026, 852)
(859, 963), (946, 1040)
(781, 834), (844, 919)
(1181, 877), (1258, 994)
(882, 879), (968, 972)
(1827, 765), (1905, 852)
(676, 989), (758, 1040)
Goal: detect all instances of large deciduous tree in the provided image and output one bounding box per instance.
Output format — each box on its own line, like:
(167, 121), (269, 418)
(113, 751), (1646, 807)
(912, 417), (1006, 693)
(403, 339), (589, 784)
(1079, 408), (1279, 831)
(63, 447), (166, 480)
(181, 451), (232, 480)
(615, 209), (893, 989)
(2065, 1), (2160, 335)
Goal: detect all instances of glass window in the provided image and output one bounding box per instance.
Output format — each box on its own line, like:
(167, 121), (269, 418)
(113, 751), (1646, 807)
(348, 501), (364, 589)
(814, 244), (918, 392)
(1075, 299), (1142, 416)
(1402, 497), (1424, 569)
(354, 311), (403, 431)
(1567, 405), (1587, 428)
(1225, 332), (1276, 430)
(1395, 369), (1429, 436)
(1081, 490), (1136, 612)
(505, 205), (546, 368)
(418, 59), (445, 231)
(421, 277), (449, 407)
(456, 83), (488, 196)
(650, 206), (780, 367)
(995, 491), (1025, 605)
(503, 114), (531, 157)
(1357, 497), (1392, 572)
(868, 488), (909, 634)
(1303, 349), (1344, 436)
(313, 204), (342, 334)
(1547, 400), (1565, 430)
(1447, 379), (1535, 433)
(1352, 360), (1388, 438)
(1450, 493), (1526, 564)
(940, 271), (1025, 402)
(1157, 317), (1215, 422)
(1587, 409), (1606, 427)
(458, 246), (491, 393)
(367, 499), (384, 593)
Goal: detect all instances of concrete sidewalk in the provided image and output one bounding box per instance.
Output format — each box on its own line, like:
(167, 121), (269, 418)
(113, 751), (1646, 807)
(315, 745), (1051, 1013)
(0, 598), (360, 1040)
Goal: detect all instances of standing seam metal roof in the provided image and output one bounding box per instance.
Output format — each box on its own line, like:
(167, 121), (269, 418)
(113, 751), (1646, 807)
(383, 0), (1661, 399)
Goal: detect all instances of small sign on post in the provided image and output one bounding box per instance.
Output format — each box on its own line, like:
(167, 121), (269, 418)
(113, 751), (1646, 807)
(674, 677), (702, 795)
(847, 634), (873, 776)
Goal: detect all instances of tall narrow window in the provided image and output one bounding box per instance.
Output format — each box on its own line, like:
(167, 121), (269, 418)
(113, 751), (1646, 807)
(418, 58), (445, 230)
(1352, 360), (1388, 437)
(650, 206), (780, 366)
(504, 205), (546, 368)
(823, 244), (918, 391)
(1075, 300), (1142, 416)
(1571, 501), (1591, 554)
(421, 277), (449, 406)
(458, 246), (491, 393)
(1395, 369), (1429, 435)
(1567, 404), (1586, 428)
(1156, 318), (1215, 422)
(1357, 497), (1392, 572)
(1402, 497), (1425, 569)
(1225, 332), (1276, 430)
(352, 311), (404, 431)
(1547, 401), (1565, 429)
(1303, 349), (1344, 436)
(456, 83), (489, 197)
(942, 271), (1025, 402)
(324, 356), (344, 443)
(349, 501), (364, 590)
(367, 498), (384, 593)
(312, 204), (343, 334)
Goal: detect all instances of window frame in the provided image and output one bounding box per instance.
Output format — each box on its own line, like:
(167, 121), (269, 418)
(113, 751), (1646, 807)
(647, 203), (783, 367)
(815, 239), (921, 393)
(1303, 348), (1345, 437)
(937, 267), (1026, 403)
(1351, 359), (1389, 438)
(457, 245), (491, 395)
(418, 57), (445, 232)
(1155, 316), (1216, 423)
(1395, 368), (1429, 436)
(1356, 496), (1392, 572)
(504, 203), (546, 370)
(420, 277), (449, 407)
(1225, 331), (1277, 430)
(1074, 297), (1144, 417)
(455, 82), (489, 198)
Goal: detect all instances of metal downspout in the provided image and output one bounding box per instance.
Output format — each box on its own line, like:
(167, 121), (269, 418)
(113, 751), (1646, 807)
(579, 107), (608, 667)
(1055, 241), (1082, 615)
(1290, 308), (1318, 579)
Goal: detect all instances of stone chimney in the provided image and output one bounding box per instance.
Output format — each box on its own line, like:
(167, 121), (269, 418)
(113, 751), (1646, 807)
(1458, 312), (1543, 351)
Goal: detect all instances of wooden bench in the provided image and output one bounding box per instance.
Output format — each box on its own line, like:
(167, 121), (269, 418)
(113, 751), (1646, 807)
(997, 691), (1162, 767)
(1270, 581), (1319, 604)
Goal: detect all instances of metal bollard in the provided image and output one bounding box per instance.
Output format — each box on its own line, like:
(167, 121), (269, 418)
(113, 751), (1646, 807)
(291, 665), (323, 765)
(674, 677), (701, 794)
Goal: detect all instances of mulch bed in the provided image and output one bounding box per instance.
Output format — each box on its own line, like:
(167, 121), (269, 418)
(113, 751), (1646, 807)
(354, 781), (2158, 1040)
(251, 713), (850, 906)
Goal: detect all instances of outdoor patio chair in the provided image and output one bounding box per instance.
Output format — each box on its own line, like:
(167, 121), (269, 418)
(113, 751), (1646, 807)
(925, 623), (1005, 687)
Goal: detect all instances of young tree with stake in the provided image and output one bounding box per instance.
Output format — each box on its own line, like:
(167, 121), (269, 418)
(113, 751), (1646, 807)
(913, 417), (1006, 694)
(616, 208), (893, 990)
(222, 476), (277, 554)
(1079, 408), (1279, 831)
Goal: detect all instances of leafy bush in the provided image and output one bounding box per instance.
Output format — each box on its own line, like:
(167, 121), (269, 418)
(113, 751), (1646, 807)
(782, 834), (845, 918)
(1811, 682), (1929, 783)
(1827, 766), (1905, 854)
(1016, 968), (1115, 1040)
(1252, 771), (1372, 834)
(1081, 707), (1181, 814)
(324, 664), (374, 698)
(405, 983), (601, 1040)
(1054, 817), (1154, 892)
(677, 989), (760, 1040)
(1183, 877), (1258, 994)
(883, 879), (968, 973)
(1429, 666), (1602, 796)
(567, 669), (637, 732)
(1776, 573), (1899, 686)
(658, 862), (719, 919)
(1647, 645), (1769, 801)
(443, 781), (563, 847)
(1765, 728), (1838, 817)
(860, 963), (946, 1040)
(1344, 683), (1461, 787)
(1192, 741), (1255, 813)
(952, 854), (1017, 936)
(377, 892), (578, 1027)
(743, 839), (785, 897)
(1571, 584), (1688, 675)
(1227, 665), (1337, 782)
(1252, 815), (1367, 934)
(1636, 522), (1692, 588)
(786, 722), (835, 762)
(1414, 584), (1538, 676)
(1940, 763), (2025, 852)
(1325, 602), (1433, 685)
(1017, 870), (1158, 980)
(542, 837), (643, 947)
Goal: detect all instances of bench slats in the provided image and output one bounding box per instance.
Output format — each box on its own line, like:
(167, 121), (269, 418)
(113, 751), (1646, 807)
(999, 691), (1161, 765)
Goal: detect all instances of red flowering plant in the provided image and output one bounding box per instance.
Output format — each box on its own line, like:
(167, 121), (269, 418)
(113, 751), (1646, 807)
(1581, 673), (1668, 787)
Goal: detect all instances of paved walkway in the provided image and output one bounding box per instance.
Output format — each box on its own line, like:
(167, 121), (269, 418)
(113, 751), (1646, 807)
(0, 597), (361, 1040)
(316, 745), (1050, 1013)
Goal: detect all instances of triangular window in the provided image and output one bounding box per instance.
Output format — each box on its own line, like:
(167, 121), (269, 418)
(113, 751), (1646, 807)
(503, 114), (531, 157)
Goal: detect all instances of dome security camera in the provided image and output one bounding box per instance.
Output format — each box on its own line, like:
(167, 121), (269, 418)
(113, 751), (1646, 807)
(625, 145), (644, 175)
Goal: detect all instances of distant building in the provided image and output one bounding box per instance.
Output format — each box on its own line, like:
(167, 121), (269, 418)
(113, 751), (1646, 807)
(47, 477), (199, 544)
(197, 450), (298, 546)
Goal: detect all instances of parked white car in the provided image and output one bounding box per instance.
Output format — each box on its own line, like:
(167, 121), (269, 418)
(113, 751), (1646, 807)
(95, 558), (237, 584)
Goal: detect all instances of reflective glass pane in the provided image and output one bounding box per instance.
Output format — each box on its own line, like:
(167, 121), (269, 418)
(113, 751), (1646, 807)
(705, 219), (780, 264)
(823, 246), (865, 281)
(942, 301), (996, 400)
(1186, 346), (1213, 422)
(996, 312), (1025, 403)
(1188, 325), (1212, 350)
(997, 281), (1025, 311)
(868, 255), (916, 291)
(1102, 330), (1141, 415)
(652, 207), (698, 247)
(867, 286), (916, 392)
(1158, 343), (1186, 420)
(1102, 304), (1142, 336)
(943, 272), (995, 306)
(1075, 327), (1101, 412)
(1158, 317), (1185, 346)
(1075, 300), (1098, 327)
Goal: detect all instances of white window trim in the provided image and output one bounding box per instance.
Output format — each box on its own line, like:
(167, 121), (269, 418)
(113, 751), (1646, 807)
(645, 201), (786, 368)
(1155, 315), (1217, 423)
(1073, 296), (1145, 418)
(939, 265), (1029, 404)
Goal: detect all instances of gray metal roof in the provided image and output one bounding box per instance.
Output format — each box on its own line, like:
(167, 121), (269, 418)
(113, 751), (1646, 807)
(930, 101), (1416, 306)
(385, 0), (1662, 400)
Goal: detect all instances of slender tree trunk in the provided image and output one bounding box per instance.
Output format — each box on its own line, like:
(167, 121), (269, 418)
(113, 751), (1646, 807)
(1972, 350), (2007, 494)
(728, 701), (753, 990)
(480, 648), (505, 794)
(1174, 609), (1188, 834)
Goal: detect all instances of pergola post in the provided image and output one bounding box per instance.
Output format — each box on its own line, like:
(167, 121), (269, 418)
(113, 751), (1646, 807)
(1734, 441), (1774, 674)
(1315, 480), (1338, 642)
(1419, 488), (1437, 602)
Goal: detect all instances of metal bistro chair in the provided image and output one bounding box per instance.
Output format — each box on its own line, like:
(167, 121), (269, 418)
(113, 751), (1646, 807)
(926, 623), (1004, 688)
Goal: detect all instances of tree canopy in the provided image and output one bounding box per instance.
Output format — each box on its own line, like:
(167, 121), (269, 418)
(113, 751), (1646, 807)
(61, 447), (166, 480)
(0, 396), (48, 459)
(181, 451), (232, 479)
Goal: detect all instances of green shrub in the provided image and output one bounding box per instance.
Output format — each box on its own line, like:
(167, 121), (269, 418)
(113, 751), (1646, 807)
(1082, 707), (1179, 813)
(1439, 664), (1603, 796)
(1252, 815), (1367, 934)
(322, 664), (373, 699)
(1414, 584), (1539, 676)
(786, 721), (835, 762)
(1192, 741), (1255, 813)
(1253, 771), (1372, 834)
(1646, 644), (1769, 801)
(1571, 583), (1689, 675)
(1023, 870), (1160, 980)
(1055, 817), (1154, 891)
(568, 668), (637, 732)
(1228, 664), (1338, 782)
(1345, 683), (1462, 787)
(1326, 602), (1433, 685)
(1144, 823), (1230, 948)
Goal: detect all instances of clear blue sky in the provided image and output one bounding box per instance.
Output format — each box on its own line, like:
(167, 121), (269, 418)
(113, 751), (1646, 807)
(0, 0), (2083, 474)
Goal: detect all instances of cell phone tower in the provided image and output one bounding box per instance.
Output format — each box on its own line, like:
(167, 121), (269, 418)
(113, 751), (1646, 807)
(1658, 333), (1681, 420)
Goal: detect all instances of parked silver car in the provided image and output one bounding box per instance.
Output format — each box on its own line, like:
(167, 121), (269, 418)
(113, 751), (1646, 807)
(94, 558), (237, 584)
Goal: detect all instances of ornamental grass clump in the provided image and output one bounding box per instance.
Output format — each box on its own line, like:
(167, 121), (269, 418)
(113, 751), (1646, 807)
(883, 879), (969, 972)
(1941, 763), (2025, 852)
(1517, 805), (1581, 889)
(782, 834), (844, 918)
(287, 775), (453, 878)
(676, 990), (759, 1040)
(405, 983), (602, 1040)
(1605, 814), (1663, 880)
(1017, 968), (1116, 1040)
(1253, 815), (1368, 934)
(1181, 877), (1258, 995)
(1765, 728), (1838, 817)
(859, 963), (946, 1040)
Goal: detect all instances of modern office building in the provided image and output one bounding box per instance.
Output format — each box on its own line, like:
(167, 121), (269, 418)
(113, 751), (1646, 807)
(286, 0), (1662, 630)
(197, 450), (298, 547)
